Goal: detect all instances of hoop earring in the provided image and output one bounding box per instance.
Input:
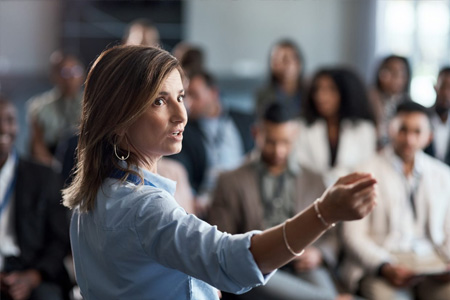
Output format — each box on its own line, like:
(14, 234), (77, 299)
(114, 144), (130, 161)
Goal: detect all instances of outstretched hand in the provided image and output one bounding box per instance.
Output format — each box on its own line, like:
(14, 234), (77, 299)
(318, 172), (377, 224)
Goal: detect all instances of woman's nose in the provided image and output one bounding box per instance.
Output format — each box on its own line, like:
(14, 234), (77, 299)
(171, 101), (188, 124)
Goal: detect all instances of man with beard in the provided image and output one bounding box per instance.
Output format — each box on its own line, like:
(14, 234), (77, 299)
(209, 102), (353, 300)
(341, 101), (450, 300)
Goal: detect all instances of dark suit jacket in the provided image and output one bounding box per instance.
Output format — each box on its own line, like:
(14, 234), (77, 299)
(170, 110), (254, 193)
(3, 158), (71, 292)
(425, 139), (450, 166)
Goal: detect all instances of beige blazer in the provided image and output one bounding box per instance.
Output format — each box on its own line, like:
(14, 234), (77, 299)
(340, 148), (450, 291)
(296, 119), (377, 186)
(208, 153), (340, 267)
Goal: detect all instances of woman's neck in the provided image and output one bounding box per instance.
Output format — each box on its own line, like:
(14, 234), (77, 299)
(325, 117), (340, 147)
(138, 157), (159, 174)
(280, 80), (299, 96)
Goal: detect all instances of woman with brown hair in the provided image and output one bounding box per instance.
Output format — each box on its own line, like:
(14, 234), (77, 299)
(63, 45), (376, 299)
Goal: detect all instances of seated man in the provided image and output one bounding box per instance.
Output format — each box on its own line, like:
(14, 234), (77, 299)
(170, 70), (254, 216)
(0, 96), (71, 300)
(27, 52), (85, 168)
(209, 102), (351, 300)
(341, 101), (450, 300)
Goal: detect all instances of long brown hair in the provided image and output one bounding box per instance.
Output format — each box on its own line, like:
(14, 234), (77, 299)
(63, 45), (181, 212)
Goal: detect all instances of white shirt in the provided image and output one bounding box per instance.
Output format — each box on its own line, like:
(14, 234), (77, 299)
(199, 115), (244, 193)
(0, 153), (20, 271)
(386, 150), (434, 255)
(431, 113), (450, 161)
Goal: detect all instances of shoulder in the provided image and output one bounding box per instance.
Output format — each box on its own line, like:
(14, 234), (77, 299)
(256, 84), (276, 98)
(218, 162), (254, 183)
(18, 157), (59, 179)
(298, 118), (325, 130)
(98, 180), (184, 229)
(355, 151), (388, 173)
(27, 89), (59, 115)
(298, 165), (323, 181)
(16, 158), (63, 198)
(297, 165), (325, 189)
(228, 109), (255, 124)
(421, 152), (450, 179)
(215, 162), (256, 190)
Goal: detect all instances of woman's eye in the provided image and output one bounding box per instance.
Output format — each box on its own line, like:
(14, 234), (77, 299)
(154, 98), (164, 106)
(177, 95), (185, 102)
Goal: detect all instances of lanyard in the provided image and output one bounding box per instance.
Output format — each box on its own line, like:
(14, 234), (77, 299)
(109, 169), (156, 187)
(0, 155), (18, 221)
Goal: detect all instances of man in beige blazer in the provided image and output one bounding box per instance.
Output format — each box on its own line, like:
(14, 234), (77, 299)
(341, 101), (450, 300)
(209, 103), (353, 300)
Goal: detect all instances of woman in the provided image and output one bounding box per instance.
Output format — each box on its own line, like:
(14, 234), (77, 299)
(369, 55), (412, 148)
(297, 68), (377, 186)
(255, 39), (306, 118)
(63, 45), (376, 299)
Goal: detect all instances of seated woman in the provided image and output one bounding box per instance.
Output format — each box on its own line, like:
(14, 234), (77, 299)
(255, 39), (306, 118)
(63, 45), (377, 299)
(296, 68), (377, 186)
(369, 55), (412, 148)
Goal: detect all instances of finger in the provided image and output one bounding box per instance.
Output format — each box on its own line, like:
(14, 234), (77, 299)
(336, 172), (372, 185)
(354, 186), (377, 203)
(349, 176), (377, 194)
(10, 282), (30, 300)
(3, 273), (18, 285)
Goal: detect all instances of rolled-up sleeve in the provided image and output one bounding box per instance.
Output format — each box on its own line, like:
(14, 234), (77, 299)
(134, 189), (274, 294)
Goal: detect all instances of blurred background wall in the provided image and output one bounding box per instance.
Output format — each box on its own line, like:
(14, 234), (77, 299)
(1, 0), (449, 154)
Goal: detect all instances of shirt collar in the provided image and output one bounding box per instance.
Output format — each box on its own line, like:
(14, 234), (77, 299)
(142, 167), (177, 196)
(117, 161), (177, 197)
(385, 146), (423, 179)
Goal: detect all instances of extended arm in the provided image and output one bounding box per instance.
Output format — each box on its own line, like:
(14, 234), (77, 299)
(250, 172), (377, 274)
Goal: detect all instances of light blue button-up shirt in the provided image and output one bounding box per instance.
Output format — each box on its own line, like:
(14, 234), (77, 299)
(70, 167), (272, 300)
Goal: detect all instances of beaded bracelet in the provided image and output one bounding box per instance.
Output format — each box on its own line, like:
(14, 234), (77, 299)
(282, 219), (305, 257)
(314, 199), (336, 228)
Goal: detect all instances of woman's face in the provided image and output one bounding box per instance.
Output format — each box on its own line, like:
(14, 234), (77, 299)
(126, 69), (187, 161)
(270, 45), (301, 83)
(313, 75), (341, 119)
(378, 58), (408, 95)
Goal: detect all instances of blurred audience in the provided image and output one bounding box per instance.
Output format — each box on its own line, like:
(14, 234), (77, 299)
(27, 51), (85, 168)
(209, 102), (354, 300)
(369, 55), (412, 149)
(255, 39), (306, 118)
(171, 70), (254, 217)
(122, 18), (160, 47)
(172, 42), (205, 77)
(425, 66), (450, 166)
(341, 102), (450, 300)
(296, 68), (376, 186)
(0, 96), (71, 300)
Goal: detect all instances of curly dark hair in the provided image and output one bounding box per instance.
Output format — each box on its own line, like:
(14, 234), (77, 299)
(303, 67), (375, 125)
